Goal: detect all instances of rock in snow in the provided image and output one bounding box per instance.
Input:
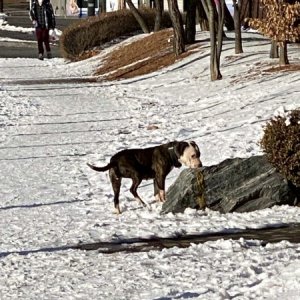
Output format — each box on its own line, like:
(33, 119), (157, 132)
(161, 155), (299, 214)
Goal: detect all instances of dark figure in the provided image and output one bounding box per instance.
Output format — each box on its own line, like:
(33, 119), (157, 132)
(30, 0), (56, 60)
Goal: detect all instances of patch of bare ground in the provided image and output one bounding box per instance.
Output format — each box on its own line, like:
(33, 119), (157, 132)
(230, 60), (300, 84)
(264, 63), (300, 73)
(94, 29), (202, 81)
(93, 29), (299, 82)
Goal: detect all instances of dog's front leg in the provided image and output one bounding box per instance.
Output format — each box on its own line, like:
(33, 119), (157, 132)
(154, 176), (166, 202)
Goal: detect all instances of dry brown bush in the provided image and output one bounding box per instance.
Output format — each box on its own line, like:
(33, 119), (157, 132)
(60, 8), (172, 61)
(261, 109), (300, 187)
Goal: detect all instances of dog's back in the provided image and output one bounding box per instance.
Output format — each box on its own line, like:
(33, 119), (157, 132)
(109, 146), (158, 179)
(115, 141), (176, 165)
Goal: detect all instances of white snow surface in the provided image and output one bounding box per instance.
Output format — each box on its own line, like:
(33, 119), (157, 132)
(1, 25), (300, 299)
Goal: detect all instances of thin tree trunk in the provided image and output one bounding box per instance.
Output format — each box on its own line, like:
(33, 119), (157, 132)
(239, 0), (251, 27)
(279, 42), (289, 65)
(252, 0), (259, 18)
(216, 0), (224, 79)
(154, 0), (163, 32)
(167, 0), (185, 56)
(270, 40), (279, 58)
(201, 0), (224, 80)
(119, 0), (126, 9)
(197, 0), (209, 31)
(186, 0), (197, 44)
(200, 0), (209, 18)
(233, 0), (243, 54)
(125, 0), (150, 33)
(224, 2), (234, 30)
(206, 0), (219, 80)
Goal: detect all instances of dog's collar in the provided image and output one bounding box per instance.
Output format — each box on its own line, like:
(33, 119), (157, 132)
(168, 146), (182, 168)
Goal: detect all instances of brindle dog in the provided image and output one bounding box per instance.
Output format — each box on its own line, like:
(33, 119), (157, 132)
(87, 141), (202, 214)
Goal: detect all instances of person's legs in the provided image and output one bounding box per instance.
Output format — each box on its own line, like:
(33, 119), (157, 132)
(35, 28), (44, 59)
(42, 28), (52, 58)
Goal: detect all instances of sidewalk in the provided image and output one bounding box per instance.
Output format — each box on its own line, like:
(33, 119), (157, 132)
(0, 15), (80, 58)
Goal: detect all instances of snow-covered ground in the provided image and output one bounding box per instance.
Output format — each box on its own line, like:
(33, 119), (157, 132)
(1, 21), (300, 299)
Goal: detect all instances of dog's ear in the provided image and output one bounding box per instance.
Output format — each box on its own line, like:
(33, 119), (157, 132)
(174, 141), (189, 158)
(190, 141), (200, 156)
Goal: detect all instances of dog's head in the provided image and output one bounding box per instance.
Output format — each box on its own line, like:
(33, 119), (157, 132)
(174, 141), (202, 168)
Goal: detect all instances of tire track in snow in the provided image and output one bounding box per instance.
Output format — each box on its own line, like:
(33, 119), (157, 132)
(7, 116), (132, 127)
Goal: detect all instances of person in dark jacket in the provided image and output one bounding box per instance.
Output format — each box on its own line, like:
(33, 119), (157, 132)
(30, 0), (56, 60)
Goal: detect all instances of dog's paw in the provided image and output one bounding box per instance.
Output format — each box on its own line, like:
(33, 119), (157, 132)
(114, 205), (121, 215)
(155, 194), (162, 202)
(155, 190), (166, 202)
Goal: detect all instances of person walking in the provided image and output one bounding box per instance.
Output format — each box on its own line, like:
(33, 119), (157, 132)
(30, 0), (56, 60)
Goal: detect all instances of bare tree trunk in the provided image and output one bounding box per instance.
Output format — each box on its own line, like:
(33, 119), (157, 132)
(224, 2), (234, 30)
(239, 0), (251, 27)
(197, 0), (209, 31)
(186, 0), (197, 44)
(206, 0), (218, 80)
(252, 0), (259, 18)
(233, 0), (243, 54)
(119, 0), (126, 9)
(154, 0), (163, 32)
(202, 0), (223, 80)
(216, 0), (224, 79)
(167, 0), (185, 56)
(270, 40), (279, 58)
(279, 42), (289, 65)
(125, 0), (150, 33)
(200, 0), (209, 18)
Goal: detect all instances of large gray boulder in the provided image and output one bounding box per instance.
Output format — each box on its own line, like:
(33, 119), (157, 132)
(161, 155), (299, 214)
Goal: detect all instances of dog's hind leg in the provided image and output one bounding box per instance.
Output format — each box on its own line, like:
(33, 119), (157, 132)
(109, 169), (122, 214)
(130, 177), (144, 206)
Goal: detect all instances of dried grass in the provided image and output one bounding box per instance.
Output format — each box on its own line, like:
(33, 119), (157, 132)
(94, 29), (202, 81)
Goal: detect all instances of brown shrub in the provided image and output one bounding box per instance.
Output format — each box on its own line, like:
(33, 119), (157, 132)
(260, 108), (300, 187)
(60, 8), (171, 61)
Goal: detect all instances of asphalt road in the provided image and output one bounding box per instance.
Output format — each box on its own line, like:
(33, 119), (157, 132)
(0, 15), (80, 58)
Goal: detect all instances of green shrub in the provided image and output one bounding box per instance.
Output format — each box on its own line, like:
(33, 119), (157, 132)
(60, 8), (172, 61)
(260, 108), (300, 187)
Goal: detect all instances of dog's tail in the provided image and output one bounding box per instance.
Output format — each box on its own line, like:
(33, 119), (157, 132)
(87, 162), (114, 172)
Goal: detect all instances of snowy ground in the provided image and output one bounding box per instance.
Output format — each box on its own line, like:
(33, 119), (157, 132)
(1, 23), (300, 299)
